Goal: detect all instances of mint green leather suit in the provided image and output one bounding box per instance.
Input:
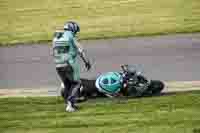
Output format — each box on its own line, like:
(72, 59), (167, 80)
(52, 30), (82, 81)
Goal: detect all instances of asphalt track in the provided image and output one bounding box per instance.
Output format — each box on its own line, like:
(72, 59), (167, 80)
(0, 33), (200, 90)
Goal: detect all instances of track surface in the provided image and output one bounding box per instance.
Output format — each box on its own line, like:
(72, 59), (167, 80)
(0, 33), (200, 90)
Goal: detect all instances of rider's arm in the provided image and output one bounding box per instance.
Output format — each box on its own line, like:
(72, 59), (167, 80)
(73, 38), (90, 64)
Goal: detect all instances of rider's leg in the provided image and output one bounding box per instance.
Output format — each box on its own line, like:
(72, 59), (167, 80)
(56, 66), (73, 104)
(67, 80), (81, 106)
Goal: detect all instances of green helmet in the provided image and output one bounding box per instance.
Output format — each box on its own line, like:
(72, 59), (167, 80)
(95, 72), (123, 95)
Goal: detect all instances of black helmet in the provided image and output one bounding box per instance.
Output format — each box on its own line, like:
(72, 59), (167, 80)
(63, 21), (80, 35)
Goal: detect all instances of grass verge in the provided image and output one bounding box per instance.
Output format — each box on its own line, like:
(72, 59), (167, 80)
(1, 0), (200, 46)
(0, 92), (200, 133)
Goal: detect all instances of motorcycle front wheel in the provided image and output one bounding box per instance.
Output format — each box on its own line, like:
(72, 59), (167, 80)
(146, 80), (165, 95)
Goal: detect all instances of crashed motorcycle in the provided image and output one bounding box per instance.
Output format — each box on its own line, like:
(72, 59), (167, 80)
(80, 64), (165, 99)
(61, 64), (165, 99)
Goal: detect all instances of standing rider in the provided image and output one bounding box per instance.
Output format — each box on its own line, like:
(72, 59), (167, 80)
(52, 21), (91, 112)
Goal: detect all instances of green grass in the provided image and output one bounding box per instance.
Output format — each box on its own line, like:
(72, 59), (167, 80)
(0, 0), (200, 46)
(0, 92), (200, 133)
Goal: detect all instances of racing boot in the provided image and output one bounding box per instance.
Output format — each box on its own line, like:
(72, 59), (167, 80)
(66, 96), (78, 112)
